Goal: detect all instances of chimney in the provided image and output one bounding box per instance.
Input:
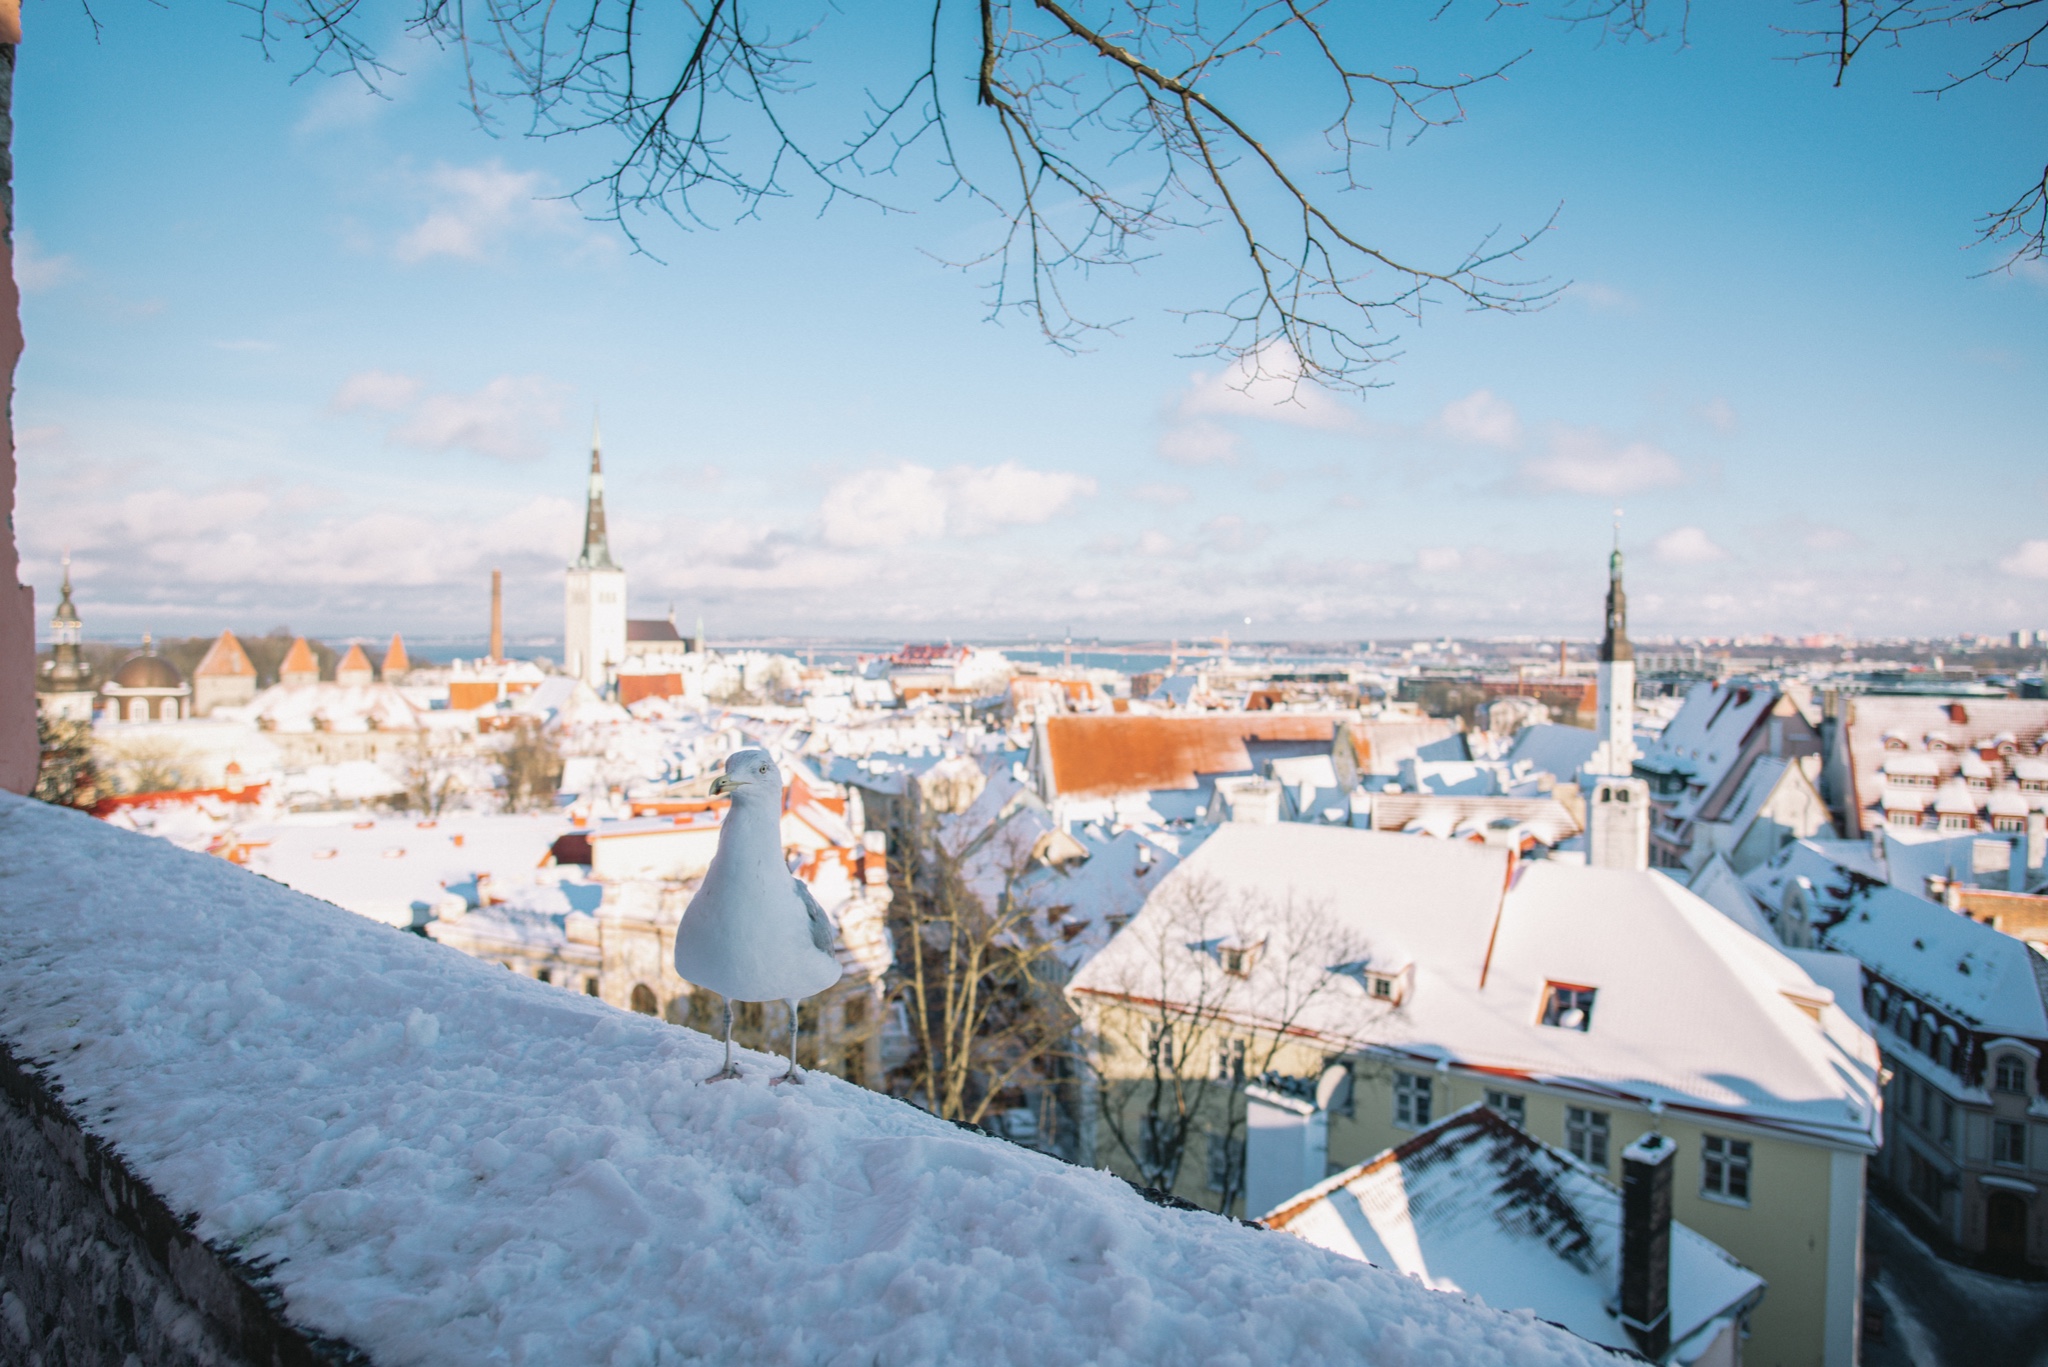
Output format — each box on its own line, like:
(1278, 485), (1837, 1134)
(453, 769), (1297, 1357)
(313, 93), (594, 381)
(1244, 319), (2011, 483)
(2026, 811), (2047, 892)
(490, 569), (504, 664)
(1619, 1131), (1676, 1361)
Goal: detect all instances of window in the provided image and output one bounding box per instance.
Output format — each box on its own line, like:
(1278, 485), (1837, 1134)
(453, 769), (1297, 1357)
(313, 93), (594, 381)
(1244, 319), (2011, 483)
(1940, 1100), (1956, 1149)
(583, 977), (600, 996)
(1484, 1089), (1527, 1128)
(1146, 1023), (1175, 1070)
(1994, 1055), (2029, 1094)
(1395, 1072), (1434, 1128)
(1219, 940), (1264, 977)
(843, 996), (869, 1030)
(1372, 976), (1393, 999)
(1215, 1038), (1246, 1084)
(1701, 1134), (1752, 1203)
(629, 983), (659, 1015)
(1566, 1107), (1610, 1167)
(536, 967), (552, 984)
(1993, 1121), (2027, 1168)
(1541, 984), (1597, 1032)
(1206, 1130), (1245, 1193)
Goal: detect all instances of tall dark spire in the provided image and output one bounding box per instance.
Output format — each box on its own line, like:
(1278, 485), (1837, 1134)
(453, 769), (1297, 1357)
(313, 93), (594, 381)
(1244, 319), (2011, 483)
(1600, 518), (1632, 664)
(574, 413), (617, 571)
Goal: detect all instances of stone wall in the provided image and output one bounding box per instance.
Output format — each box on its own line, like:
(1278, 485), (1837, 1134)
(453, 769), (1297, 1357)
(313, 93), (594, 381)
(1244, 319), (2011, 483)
(0, 1041), (368, 1367)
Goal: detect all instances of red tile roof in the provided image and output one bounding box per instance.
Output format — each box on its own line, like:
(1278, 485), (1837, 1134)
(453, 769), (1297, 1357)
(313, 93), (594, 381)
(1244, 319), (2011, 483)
(1043, 714), (1343, 798)
(194, 630), (255, 678)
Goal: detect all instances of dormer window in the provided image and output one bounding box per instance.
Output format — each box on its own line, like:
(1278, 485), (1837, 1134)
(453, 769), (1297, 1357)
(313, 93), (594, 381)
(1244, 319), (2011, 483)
(1994, 1055), (2030, 1094)
(1218, 938), (1265, 978)
(1541, 983), (1597, 1032)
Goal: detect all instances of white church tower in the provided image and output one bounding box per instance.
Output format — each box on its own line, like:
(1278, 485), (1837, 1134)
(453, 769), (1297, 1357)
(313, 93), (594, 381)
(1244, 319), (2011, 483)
(564, 419), (627, 692)
(1586, 529), (1650, 871)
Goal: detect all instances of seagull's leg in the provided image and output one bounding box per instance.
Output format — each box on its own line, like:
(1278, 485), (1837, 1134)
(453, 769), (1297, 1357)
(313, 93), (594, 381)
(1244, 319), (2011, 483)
(771, 998), (805, 1085)
(704, 997), (742, 1083)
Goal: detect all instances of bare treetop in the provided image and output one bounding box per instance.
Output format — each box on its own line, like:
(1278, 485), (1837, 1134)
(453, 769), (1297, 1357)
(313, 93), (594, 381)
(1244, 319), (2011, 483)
(253, 0), (1557, 393)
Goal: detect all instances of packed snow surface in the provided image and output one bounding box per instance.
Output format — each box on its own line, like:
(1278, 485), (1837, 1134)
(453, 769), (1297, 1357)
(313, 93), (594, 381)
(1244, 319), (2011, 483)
(0, 795), (1612, 1367)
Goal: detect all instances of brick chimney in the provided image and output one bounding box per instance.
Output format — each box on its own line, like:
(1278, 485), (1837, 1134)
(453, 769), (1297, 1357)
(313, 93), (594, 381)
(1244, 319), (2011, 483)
(490, 569), (504, 664)
(1619, 1130), (1676, 1361)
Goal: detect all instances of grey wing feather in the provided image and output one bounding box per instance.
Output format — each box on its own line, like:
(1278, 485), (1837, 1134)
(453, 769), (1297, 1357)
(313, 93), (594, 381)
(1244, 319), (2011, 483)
(794, 878), (836, 954)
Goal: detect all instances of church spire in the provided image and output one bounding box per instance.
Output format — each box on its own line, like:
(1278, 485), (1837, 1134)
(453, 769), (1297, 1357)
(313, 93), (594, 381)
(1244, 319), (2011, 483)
(1600, 511), (1631, 664)
(574, 411), (618, 571)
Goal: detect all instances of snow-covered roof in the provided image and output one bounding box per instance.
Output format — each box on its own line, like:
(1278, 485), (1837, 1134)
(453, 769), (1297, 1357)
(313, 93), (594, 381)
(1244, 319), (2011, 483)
(1071, 825), (1879, 1146)
(1636, 682), (1777, 825)
(1502, 724), (1600, 784)
(1817, 878), (2048, 1039)
(1840, 697), (2048, 834)
(240, 810), (578, 928)
(0, 794), (1617, 1367)
(1265, 1105), (1763, 1359)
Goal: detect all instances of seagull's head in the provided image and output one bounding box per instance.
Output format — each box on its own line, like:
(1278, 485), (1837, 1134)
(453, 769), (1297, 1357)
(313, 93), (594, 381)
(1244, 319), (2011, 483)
(710, 748), (780, 801)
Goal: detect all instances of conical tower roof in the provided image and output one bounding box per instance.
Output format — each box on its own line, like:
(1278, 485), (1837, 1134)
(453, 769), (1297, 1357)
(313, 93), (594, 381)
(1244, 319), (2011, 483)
(336, 643), (374, 684)
(195, 630), (256, 678)
(280, 636), (319, 684)
(382, 633), (410, 676)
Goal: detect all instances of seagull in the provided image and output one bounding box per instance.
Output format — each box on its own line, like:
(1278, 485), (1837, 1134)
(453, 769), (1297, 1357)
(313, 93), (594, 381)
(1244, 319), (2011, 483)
(673, 748), (843, 1084)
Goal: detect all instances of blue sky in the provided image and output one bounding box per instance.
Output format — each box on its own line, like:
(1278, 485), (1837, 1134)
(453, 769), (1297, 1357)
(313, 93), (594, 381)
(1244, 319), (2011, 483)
(15, 1), (2047, 644)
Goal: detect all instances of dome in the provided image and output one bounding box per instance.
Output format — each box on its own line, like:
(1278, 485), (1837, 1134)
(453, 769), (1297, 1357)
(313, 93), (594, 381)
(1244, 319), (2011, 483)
(109, 653), (187, 690)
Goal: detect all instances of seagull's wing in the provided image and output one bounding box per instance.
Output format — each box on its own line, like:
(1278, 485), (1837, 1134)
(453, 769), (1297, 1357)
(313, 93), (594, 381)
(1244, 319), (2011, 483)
(794, 877), (837, 955)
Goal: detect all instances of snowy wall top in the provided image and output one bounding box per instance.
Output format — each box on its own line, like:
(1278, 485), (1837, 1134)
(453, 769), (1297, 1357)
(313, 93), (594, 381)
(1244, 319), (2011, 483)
(0, 794), (1616, 1367)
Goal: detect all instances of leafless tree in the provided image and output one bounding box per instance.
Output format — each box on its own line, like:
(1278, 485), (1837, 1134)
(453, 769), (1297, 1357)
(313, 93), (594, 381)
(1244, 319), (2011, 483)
(237, 0), (1556, 393)
(1562, 0), (2047, 270)
(887, 801), (1077, 1130)
(400, 728), (467, 815)
(1074, 870), (1366, 1213)
(497, 723), (565, 811)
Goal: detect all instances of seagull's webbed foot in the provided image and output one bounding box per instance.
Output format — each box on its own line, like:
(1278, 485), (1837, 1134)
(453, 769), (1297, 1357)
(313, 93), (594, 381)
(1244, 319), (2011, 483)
(703, 1064), (744, 1084)
(770, 1064), (805, 1086)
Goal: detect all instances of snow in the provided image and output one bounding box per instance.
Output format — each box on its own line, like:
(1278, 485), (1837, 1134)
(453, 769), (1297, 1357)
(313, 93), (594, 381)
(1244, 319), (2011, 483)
(1071, 825), (1880, 1146)
(1265, 1105), (1763, 1359)
(0, 793), (1617, 1367)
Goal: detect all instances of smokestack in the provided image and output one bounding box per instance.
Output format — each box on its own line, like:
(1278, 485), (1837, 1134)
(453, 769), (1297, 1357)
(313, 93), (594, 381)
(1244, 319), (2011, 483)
(1619, 1131), (1676, 1361)
(490, 569), (504, 664)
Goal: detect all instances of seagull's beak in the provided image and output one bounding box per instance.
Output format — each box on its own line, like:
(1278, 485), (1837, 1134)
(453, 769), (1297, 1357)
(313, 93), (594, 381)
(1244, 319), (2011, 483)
(709, 774), (736, 797)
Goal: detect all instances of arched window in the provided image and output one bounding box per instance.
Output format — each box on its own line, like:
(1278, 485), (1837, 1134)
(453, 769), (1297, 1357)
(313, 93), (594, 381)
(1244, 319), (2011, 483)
(129, 698), (148, 722)
(1994, 1055), (2030, 1094)
(629, 983), (659, 1015)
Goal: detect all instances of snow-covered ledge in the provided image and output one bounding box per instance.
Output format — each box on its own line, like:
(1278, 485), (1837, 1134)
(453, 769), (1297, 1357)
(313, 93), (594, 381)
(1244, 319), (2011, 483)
(0, 795), (1615, 1366)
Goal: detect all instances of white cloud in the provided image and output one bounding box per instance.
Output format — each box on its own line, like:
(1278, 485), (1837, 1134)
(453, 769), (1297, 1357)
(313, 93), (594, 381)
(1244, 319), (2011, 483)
(2001, 539), (2048, 579)
(331, 371), (567, 461)
(818, 461), (1095, 548)
(392, 376), (568, 461)
(396, 162), (585, 263)
(1432, 390), (1521, 449)
(1694, 397), (1738, 433)
(1571, 281), (1638, 313)
(1156, 419), (1241, 467)
(1652, 526), (1730, 565)
(1138, 530), (1176, 556)
(1521, 427), (1683, 496)
(1132, 482), (1193, 505)
(332, 370), (425, 413)
(1416, 546), (1463, 574)
(16, 231), (77, 292)
(1157, 344), (1358, 466)
(1174, 344), (1355, 431)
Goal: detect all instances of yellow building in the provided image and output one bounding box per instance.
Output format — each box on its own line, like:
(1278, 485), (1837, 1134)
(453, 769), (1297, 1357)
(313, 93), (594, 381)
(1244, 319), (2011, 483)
(1069, 824), (1879, 1367)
